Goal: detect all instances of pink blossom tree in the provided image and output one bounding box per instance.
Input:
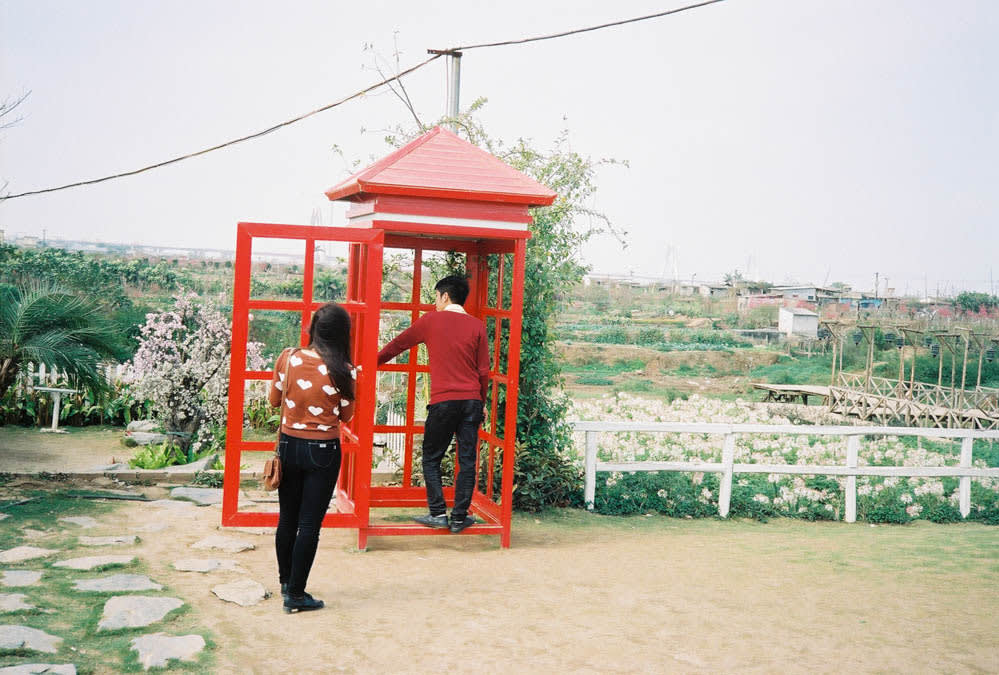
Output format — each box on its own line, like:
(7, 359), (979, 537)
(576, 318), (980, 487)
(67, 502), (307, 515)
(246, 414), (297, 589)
(124, 292), (265, 457)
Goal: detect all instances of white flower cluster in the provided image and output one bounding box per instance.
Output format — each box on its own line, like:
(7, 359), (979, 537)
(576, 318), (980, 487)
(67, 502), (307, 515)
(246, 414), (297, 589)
(572, 393), (999, 520)
(123, 292), (267, 449)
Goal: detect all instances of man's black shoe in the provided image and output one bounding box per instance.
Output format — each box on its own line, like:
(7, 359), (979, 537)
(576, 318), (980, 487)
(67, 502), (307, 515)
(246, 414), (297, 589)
(280, 583), (288, 599)
(284, 592), (324, 614)
(449, 515), (477, 534)
(413, 513), (449, 529)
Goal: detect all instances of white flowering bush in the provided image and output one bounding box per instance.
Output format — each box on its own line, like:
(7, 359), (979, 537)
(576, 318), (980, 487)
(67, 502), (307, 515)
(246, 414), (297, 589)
(123, 292), (266, 456)
(571, 393), (999, 524)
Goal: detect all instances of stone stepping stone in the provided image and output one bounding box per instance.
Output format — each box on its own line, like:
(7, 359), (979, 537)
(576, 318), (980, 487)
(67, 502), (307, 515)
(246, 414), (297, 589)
(226, 527), (270, 536)
(0, 665), (77, 674)
(211, 578), (269, 607)
(1, 570), (43, 587)
(172, 558), (246, 574)
(170, 487), (223, 506)
(22, 529), (51, 540)
(0, 625), (62, 653)
(130, 633), (205, 670)
(0, 547), (60, 564)
(97, 596), (184, 631)
(135, 522), (169, 533)
(73, 574), (162, 593)
(0, 593), (35, 612)
(190, 535), (255, 554)
(58, 516), (99, 529)
(146, 499), (195, 510)
(0, 513), (9, 521)
(52, 555), (134, 571)
(78, 535), (137, 547)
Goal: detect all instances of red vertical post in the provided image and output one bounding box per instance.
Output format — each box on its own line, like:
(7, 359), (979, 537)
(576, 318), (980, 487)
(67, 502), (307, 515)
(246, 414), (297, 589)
(222, 225), (253, 524)
(356, 238), (384, 550)
(402, 248), (423, 488)
(300, 239), (316, 345)
(500, 240), (528, 547)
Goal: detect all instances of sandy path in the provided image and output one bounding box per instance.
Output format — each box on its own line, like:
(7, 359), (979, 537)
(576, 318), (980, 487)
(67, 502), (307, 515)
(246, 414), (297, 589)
(118, 502), (998, 674)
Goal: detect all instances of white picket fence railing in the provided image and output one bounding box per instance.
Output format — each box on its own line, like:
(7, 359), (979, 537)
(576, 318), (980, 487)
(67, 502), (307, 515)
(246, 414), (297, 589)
(575, 422), (999, 521)
(13, 362), (125, 391)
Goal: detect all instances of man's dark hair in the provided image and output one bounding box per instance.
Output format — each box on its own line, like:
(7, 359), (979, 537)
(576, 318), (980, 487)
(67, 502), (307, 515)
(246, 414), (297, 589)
(434, 275), (470, 305)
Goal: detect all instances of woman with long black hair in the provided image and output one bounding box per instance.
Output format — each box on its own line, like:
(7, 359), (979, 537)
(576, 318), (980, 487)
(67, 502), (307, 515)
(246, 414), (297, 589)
(268, 302), (355, 613)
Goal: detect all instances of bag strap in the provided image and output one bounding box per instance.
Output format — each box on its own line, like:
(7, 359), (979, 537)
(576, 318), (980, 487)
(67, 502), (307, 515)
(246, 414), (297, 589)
(275, 347), (297, 456)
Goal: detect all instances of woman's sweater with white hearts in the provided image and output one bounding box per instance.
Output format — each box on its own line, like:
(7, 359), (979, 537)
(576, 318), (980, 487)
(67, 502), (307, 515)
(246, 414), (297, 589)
(268, 348), (355, 440)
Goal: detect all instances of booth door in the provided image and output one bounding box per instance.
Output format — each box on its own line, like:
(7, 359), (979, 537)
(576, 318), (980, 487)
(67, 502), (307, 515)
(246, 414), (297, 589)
(221, 222), (384, 529)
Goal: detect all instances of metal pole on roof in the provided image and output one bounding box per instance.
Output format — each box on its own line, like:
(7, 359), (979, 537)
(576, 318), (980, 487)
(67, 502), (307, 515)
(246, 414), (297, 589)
(448, 52), (462, 123)
(427, 49), (463, 130)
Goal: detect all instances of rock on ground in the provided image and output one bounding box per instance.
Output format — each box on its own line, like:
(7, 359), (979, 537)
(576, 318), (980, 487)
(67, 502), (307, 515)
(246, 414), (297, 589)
(127, 420), (160, 433)
(1, 570), (43, 587)
(57, 516), (99, 529)
(190, 535), (255, 554)
(129, 633), (206, 670)
(0, 664), (76, 674)
(0, 547), (60, 564)
(172, 558), (246, 574)
(78, 535), (137, 547)
(0, 593), (35, 612)
(0, 625), (62, 653)
(97, 596), (184, 631)
(126, 431), (169, 445)
(52, 556), (134, 571)
(73, 574), (162, 593)
(169, 487), (223, 506)
(0, 514), (8, 521)
(211, 578), (269, 607)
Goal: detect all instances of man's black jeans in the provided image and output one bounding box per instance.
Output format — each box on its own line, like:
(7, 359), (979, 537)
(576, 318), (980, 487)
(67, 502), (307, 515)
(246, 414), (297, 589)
(275, 434), (341, 595)
(422, 399), (483, 520)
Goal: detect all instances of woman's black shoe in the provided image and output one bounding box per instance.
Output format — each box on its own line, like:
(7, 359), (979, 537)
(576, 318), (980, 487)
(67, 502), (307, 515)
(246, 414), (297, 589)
(284, 592), (324, 614)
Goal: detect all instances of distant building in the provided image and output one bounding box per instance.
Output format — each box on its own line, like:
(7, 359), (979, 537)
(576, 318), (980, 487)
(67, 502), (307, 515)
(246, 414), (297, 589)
(737, 293), (783, 311)
(14, 236), (40, 248)
(778, 307), (818, 338)
(773, 285), (822, 303)
(698, 283), (730, 297)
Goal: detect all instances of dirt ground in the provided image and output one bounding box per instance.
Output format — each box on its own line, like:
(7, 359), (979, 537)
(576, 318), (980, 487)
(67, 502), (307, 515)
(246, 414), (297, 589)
(0, 426), (126, 473)
(3, 430), (998, 673)
(41, 495), (994, 674)
(0, 426), (269, 475)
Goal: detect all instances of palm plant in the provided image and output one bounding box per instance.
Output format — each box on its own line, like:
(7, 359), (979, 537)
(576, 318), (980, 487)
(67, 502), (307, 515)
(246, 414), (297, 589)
(0, 281), (123, 398)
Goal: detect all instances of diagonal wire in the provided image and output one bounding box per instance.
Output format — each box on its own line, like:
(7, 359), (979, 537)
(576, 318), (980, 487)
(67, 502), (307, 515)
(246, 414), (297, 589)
(2, 1), (730, 201)
(450, 0), (726, 51)
(0, 54), (442, 201)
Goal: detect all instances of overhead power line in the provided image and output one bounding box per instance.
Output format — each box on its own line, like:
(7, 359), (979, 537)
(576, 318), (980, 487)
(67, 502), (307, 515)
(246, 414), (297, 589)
(449, 0), (726, 50)
(1, 1), (726, 201)
(0, 54), (442, 201)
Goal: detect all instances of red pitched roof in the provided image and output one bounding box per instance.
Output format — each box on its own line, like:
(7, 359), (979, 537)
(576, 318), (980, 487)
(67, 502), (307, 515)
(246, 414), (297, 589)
(325, 126), (557, 206)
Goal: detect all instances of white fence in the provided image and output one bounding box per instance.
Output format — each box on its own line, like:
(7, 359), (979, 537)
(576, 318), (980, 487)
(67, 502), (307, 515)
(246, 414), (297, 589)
(10, 363), (125, 392)
(575, 422), (999, 522)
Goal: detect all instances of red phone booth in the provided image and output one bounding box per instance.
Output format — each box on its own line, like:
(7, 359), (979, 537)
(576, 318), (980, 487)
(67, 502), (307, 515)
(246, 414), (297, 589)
(222, 126), (556, 549)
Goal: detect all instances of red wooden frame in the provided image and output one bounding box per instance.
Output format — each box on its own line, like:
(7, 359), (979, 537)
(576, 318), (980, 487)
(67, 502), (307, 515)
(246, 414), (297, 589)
(222, 220), (528, 549)
(222, 222), (383, 534)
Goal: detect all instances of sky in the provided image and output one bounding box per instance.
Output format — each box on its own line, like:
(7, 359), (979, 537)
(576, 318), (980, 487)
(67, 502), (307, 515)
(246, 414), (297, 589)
(1, 0), (997, 297)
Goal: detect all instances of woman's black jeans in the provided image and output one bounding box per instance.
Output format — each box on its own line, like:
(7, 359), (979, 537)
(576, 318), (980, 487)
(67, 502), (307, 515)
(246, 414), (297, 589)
(422, 399), (484, 520)
(275, 433), (341, 596)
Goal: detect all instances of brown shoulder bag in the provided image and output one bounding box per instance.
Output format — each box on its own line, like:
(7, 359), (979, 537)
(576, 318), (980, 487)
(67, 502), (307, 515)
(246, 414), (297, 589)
(263, 348), (294, 491)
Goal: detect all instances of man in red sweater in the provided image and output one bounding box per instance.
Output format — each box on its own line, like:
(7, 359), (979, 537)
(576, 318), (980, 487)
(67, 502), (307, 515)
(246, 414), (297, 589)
(378, 275), (489, 534)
